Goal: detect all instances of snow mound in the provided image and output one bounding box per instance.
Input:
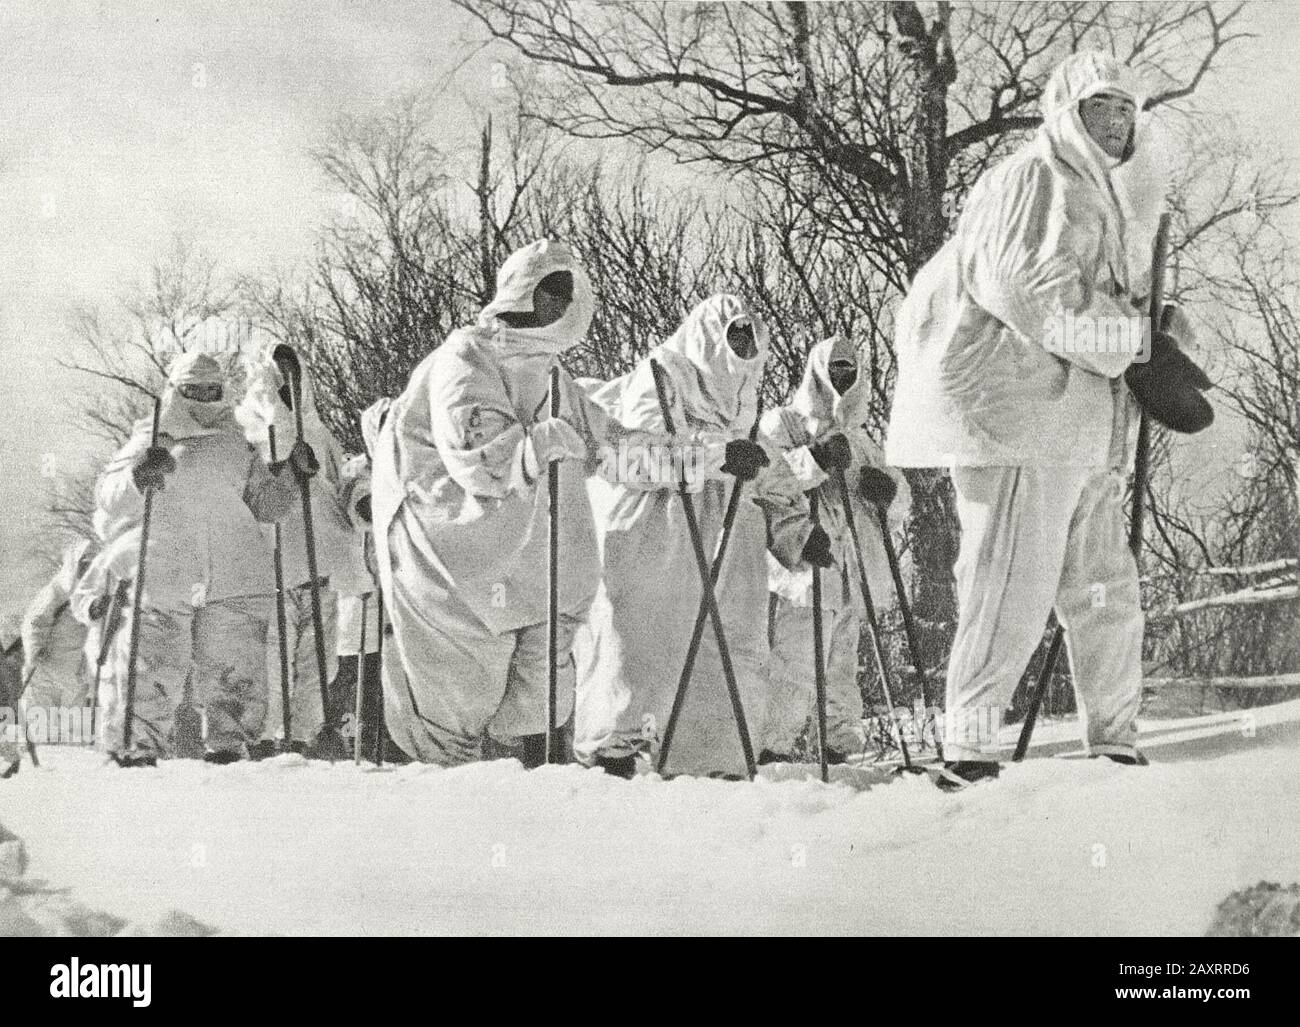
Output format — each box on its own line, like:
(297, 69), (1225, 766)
(2, 698), (1299, 935)
(1206, 882), (1300, 937)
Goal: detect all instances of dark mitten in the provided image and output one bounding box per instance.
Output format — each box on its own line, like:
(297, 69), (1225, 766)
(722, 439), (769, 482)
(131, 446), (176, 493)
(1125, 331), (1213, 434)
(808, 432), (851, 472)
(801, 525), (834, 569)
(859, 466), (899, 510)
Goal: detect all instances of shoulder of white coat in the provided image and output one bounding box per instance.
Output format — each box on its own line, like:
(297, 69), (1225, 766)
(425, 328), (504, 388)
(966, 146), (1055, 219)
(758, 405), (787, 441)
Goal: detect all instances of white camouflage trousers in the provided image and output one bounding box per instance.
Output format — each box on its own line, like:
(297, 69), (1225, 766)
(943, 466), (1143, 761)
(762, 600), (865, 758)
(263, 582), (338, 743)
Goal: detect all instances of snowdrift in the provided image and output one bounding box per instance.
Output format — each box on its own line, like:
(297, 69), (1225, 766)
(3, 698), (1299, 935)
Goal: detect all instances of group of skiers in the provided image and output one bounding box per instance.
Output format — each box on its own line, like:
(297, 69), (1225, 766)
(3, 52), (1215, 788)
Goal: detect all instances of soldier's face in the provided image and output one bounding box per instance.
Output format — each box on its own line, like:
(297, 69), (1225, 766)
(1079, 92), (1135, 159)
(530, 272), (574, 329)
(726, 322), (757, 359)
(828, 359), (857, 396)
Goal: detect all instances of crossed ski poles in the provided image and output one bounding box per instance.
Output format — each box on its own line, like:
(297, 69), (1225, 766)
(1013, 212), (1171, 762)
(650, 359), (757, 780)
(656, 396), (764, 776)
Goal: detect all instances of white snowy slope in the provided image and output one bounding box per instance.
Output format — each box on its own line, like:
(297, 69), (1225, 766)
(2, 698), (1298, 936)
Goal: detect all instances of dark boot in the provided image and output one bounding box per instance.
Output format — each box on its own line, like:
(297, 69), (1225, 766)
(247, 739), (279, 761)
(519, 718), (574, 769)
(202, 749), (243, 766)
(758, 749), (792, 765)
(1097, 750), (1149, 766)
(109, 751), (158, 769)
(308, 724), (348, 761)
(934, 760), (1001, 792)
(594, 753), (637, 779)
(173, 703), (204, 760)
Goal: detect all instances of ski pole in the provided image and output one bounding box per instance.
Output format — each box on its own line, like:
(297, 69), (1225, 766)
(833, 468), (913, 771)
(92, 579), (132, 728)
(1, 664), (40, 778)
(90, 586), (112, 714)
(656, 402), (763, 775)
(373, 590), (385, 766)
(545, 365), (561, 765)
(268, 425), (294, 750)
(875, 508), (944, 761)
(354, 593), (368, 766)
(809, 491), (829, 784)
(1013, 212), (1171, 761)
(286, 362), (340, 760)
(14, 664), (40, 769)
(649, 359), (756, 779)
(121, 396), (163, 755)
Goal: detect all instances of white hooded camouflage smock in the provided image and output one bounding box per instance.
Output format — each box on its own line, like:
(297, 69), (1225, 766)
(237, 336), (355, 743)
(94, 352), (299, 757)
(885, 52), (1158, 762)
(574, 295), (813, 777)
(371, 240), (669, 764)
(761, 336), (911, 758)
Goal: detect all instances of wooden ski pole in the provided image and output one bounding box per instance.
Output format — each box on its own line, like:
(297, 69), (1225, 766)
(656, 402), (763, 775)
(875, 508), (944, 761)
(121, 396), (163, 755)
(268, 425), (294, 749)
(91, 580), (130, 719)
(354, 593), (368, 766)
(286, 362), (340, 760)
(2, 664), (40, 778)
(809, 491), (829, 784)
(833, 468), (914, 771)
(373, 591), (385, 766)
(649, 359), (756, 779)
(1013, 211), (1171, 762)
(545, 365), (561, 765)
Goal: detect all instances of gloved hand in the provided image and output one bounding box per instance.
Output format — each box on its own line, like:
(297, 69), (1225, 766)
(529, 417), (587, 468)
(132, 446), (176, 493)
(721, 439), (769, 482)
(809, 432), (852, 472)
(288, 438), (320, 479)
(353, 495), (372, 523)
(87, 595), (111, 621)
(801, 525), (834, 569)
(1125, 330), (1213, 434)
(859, 466), (898, 510)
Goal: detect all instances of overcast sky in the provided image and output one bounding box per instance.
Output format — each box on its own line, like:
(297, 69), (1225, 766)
(2, 0), (1299, 615)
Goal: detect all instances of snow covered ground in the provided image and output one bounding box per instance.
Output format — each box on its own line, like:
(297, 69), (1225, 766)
(3, 696), (1299, 936)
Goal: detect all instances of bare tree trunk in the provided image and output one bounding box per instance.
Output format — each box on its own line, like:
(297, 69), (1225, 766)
(893, 1), (961, 698)
(477, 118), (495, 306)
